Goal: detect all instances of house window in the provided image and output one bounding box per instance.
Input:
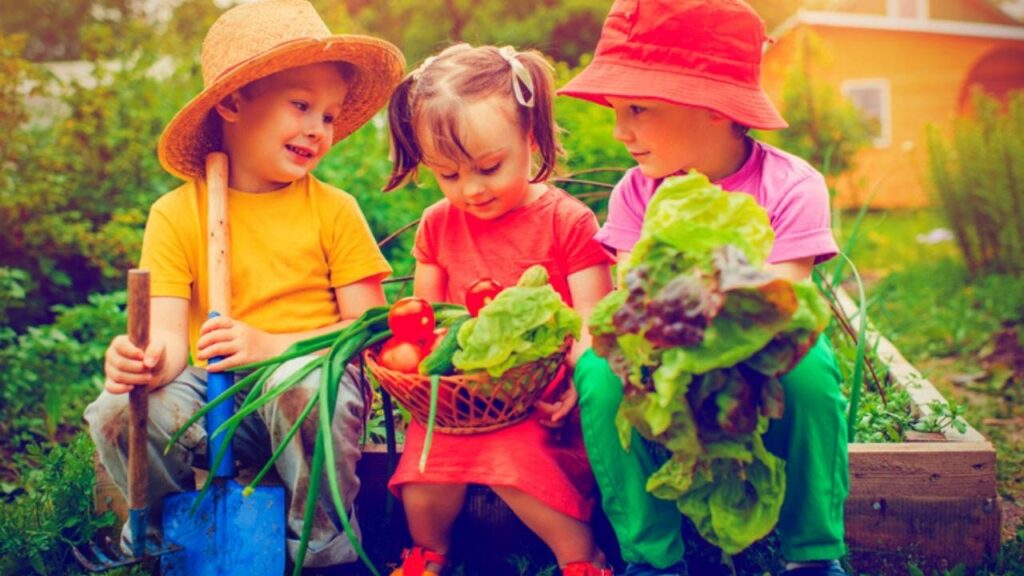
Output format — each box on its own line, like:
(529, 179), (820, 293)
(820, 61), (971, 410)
(842, 80), (892, 148)
(887, 0), (928, 19)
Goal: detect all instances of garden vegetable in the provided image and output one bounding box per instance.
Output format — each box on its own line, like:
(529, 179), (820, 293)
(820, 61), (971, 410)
(465, 278), (504, 316)
(454, 266), (580, 378)
(388, 296), (436, 342)
(420, 315), (470, 376)
(589, 172), (830, 555)
(379, 337), (426, 373)
(426, 327), (448, 354)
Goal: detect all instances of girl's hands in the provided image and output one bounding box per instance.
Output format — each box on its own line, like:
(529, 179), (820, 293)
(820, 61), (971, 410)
(103, 335), (167, 394)
(196, 314), (282, 371)
(535, 385), (579, 428)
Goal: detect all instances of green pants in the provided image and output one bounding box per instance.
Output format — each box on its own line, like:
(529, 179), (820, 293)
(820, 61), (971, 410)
(575, 336), (849, 567)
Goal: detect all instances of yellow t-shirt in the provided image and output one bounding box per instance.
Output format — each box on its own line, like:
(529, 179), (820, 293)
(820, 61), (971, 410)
(139, 174), (391, 364)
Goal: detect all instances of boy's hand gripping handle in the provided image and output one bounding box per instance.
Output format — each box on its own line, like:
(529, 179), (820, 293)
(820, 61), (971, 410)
(126, 268), (150, 557)
(206, 152), (234, 478)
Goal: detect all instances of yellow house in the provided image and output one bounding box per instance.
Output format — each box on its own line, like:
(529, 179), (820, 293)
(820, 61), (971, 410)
(763, 0), (1024, 208)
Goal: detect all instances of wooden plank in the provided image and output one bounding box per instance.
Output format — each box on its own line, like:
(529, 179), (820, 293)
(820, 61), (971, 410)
(848, 441), (996, 499)
(846, 493), (1001, 575)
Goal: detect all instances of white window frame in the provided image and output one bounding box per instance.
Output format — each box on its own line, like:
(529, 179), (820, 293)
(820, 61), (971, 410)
(887, 0), (929, 20)
(841, 79), (892, 148)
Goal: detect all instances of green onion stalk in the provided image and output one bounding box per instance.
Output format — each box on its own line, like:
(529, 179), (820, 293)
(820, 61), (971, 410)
(165, 304), (463, 576)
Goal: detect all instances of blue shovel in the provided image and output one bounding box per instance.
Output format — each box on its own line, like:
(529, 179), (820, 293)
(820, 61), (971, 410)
(160, 152), (286, 576)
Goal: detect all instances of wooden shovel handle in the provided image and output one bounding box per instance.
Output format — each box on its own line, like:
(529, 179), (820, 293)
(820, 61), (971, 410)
(206, 152), (231, 315)
(205, 152), (236, 478)
(127, 269), (150, 511)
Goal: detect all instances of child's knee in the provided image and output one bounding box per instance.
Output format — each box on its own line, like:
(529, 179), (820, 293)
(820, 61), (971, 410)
(84, 392), (129, 446)
(264, 360), (366, 444)
(147, 386), (204, 440)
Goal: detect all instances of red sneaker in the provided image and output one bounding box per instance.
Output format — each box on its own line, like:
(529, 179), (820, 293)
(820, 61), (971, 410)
(562, 561), (614, 576)
(389, 546), (447, 576)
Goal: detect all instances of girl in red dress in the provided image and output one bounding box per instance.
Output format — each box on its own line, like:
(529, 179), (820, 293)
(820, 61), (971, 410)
(383, 43), (615, 576)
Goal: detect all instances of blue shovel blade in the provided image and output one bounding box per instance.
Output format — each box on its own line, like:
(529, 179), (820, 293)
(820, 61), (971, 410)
(160, 481), (286, 576)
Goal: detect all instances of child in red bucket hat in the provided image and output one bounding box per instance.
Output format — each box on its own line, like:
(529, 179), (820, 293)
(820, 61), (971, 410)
(560, 1), (849, 575)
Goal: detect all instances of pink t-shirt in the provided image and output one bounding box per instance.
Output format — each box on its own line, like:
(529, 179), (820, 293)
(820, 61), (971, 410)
(414, 186), (613, 304)
(595, 139), (839, 265)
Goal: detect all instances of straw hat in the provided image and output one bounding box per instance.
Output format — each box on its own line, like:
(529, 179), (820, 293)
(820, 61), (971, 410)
(559, 0), (787, 130)
(158, 0), (405, 180)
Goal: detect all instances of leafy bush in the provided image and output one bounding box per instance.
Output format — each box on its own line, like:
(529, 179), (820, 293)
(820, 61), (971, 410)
(344, 0), (607, 66)
(0, 266), (29, 325)
(0, 434), (116, 576)
(927, 90), (1024, 276)
(0, 30), (192, 329)
(0, 291), (124, 446)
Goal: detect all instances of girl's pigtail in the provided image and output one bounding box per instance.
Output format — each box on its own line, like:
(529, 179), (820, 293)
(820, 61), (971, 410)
(385, 75), (422, 192)
(517, 52), (564, 184)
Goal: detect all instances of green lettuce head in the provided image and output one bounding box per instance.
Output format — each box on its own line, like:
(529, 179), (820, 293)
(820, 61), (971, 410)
(589, 171), (832, 554)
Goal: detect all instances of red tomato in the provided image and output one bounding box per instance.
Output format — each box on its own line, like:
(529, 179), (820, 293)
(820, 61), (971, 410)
(465, 279), (504, 317)
(388, 297), (436, 342)
(378, 337), (426, 373)
(425, 327), (448, 355)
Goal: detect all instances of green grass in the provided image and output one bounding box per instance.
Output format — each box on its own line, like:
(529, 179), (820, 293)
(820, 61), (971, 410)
(833, 207), (959, 276)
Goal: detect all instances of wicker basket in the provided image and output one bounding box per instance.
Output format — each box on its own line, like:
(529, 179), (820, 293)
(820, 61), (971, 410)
(363, 344), (568, 434)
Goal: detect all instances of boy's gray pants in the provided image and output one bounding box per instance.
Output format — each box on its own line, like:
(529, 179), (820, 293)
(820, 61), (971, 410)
(84, 356), (368, 568)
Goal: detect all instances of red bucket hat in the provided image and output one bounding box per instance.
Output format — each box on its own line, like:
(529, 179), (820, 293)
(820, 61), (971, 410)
(559, 0), (787, 130)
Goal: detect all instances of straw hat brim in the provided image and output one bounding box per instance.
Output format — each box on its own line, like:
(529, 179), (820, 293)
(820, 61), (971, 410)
(158, 35), (404, 180)
(559, 59), (788, 131)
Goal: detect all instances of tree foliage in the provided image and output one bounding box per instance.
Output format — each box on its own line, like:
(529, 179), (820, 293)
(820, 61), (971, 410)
(0, 26), (196, 328)
(760, 28), (872, 179)
(0, 0), (154, 61)
(344, 0), (608, 65)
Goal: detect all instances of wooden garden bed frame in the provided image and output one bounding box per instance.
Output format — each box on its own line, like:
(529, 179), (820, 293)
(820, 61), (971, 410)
(93, 293), (1001, 575)
(835, 291), (1001, 574)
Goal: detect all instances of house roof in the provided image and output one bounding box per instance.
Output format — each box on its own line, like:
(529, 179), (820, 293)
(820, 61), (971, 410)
(963, 0), (1024, 24)
(824, 0), (1022, 25)
(772, 8), (1024, 42)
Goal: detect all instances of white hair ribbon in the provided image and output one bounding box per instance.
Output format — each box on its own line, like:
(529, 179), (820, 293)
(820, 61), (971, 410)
(498, 46), (535, 108)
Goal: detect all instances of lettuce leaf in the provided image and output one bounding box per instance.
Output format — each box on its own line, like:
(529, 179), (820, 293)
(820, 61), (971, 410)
(675, 433), (786, 555)
(630, 172), (775, 276)
(590, 171), (831, 554)
(453, 266), (581, 378)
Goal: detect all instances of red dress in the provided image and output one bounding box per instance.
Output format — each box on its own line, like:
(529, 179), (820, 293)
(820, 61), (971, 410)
(387, 187), (613, 521)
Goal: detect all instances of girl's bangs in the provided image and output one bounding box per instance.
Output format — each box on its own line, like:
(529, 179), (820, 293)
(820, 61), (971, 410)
(420, 98), (475, 164)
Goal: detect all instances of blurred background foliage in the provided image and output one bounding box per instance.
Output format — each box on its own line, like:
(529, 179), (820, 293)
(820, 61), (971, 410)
(0, 0), (881, 483)
(0, 0), (881, 459)
(0, 0), (868, 330)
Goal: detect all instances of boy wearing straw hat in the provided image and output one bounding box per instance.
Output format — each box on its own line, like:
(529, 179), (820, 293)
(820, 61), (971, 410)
(560, 1), (848, 575)
(85, 0), (404, 568)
